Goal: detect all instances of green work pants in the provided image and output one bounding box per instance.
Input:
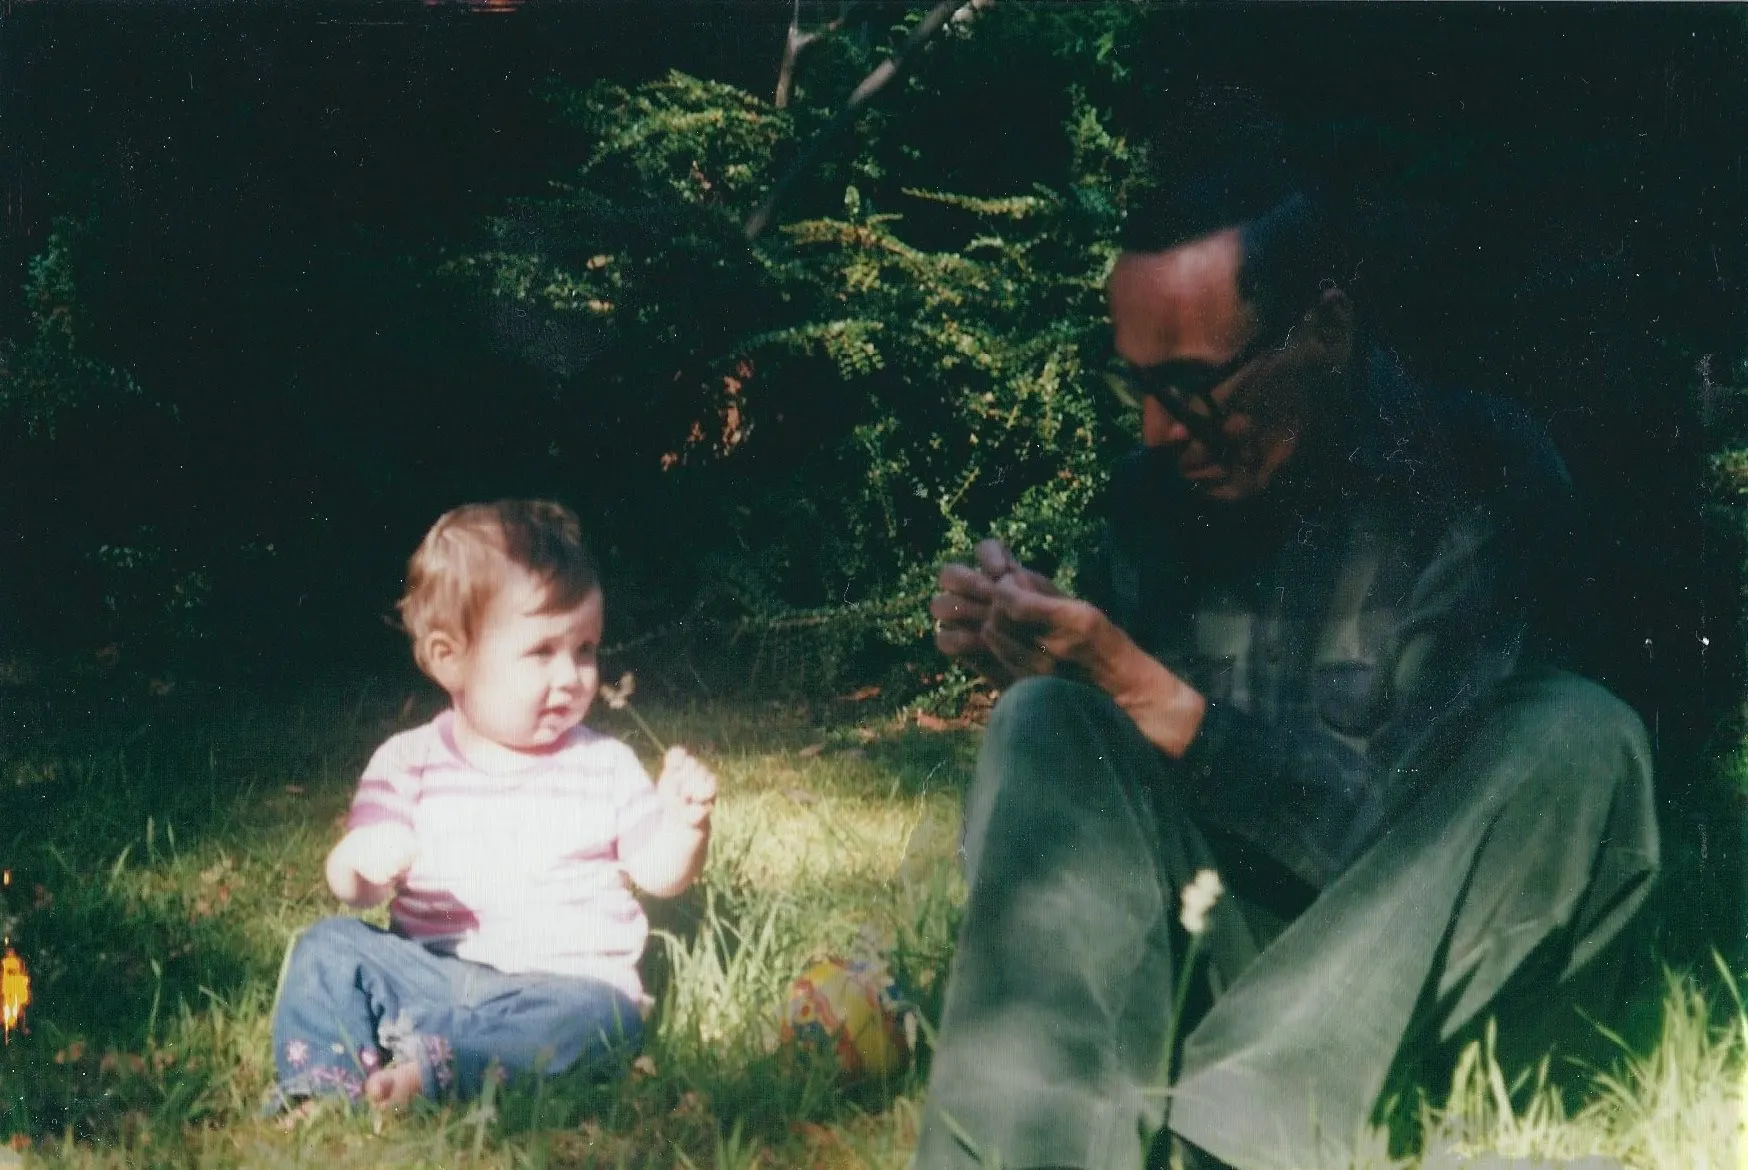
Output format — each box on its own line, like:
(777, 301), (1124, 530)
(911, 670), (1658, 1170)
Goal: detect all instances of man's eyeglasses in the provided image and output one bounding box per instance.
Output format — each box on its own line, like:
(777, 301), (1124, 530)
(1101, 320), (1292, 456)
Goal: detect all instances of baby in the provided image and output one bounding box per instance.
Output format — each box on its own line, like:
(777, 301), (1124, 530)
(267, 500), (716, 1111)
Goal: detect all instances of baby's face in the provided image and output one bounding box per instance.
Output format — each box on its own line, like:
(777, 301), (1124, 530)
(449, 570), (604, 756)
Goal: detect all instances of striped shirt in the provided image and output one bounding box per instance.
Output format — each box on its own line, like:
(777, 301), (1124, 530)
(347, 712), (665, 1003)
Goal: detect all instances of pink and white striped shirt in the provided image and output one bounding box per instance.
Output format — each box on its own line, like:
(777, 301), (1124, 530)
(346, 712), (665, 1005)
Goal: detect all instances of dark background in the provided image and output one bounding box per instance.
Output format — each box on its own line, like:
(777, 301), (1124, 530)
(0, 1), (802, 674)
(0, 2), (1741, 754)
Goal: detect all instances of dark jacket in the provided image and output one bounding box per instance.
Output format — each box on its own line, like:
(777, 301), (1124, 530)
(1081, 343), (1581, 886)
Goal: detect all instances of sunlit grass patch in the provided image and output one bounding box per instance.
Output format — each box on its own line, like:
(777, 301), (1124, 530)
(1410, 963), (1748, 1170)
(0, 681), (1743, 1169)
(0, 684), (972, 1167)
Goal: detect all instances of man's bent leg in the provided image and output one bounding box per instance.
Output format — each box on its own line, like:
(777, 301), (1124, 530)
(913, 677), (1256, 1170)
(1169, 671), (1657, 1170)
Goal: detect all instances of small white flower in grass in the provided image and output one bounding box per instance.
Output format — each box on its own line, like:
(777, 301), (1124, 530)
(1154, 868), (1227, 1089)
(1179, 868), (1224, 937)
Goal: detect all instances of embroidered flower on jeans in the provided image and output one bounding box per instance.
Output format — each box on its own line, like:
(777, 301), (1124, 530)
(1179, 868), (1225, 937)
(310, 1066), (364, 1100)
(285, 1039), (310, 1068)
(424, 1034), (455, 1092)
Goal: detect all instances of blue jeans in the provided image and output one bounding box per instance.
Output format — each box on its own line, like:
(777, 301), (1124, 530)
(267, 917), (643, 1109)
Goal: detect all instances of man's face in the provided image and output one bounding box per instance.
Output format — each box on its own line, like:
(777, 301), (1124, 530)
(1107, 230), (1338, 502)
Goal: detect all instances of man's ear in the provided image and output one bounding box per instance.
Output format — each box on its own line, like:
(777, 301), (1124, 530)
(1307, 286), (1355, 369)
(421, 629), (467, 691)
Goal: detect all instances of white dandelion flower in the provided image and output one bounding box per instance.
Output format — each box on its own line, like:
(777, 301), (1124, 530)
(1179, 868), (1224, 937)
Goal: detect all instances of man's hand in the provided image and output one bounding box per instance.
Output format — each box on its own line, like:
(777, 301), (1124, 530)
(931, 539), (1063, 686)
(930, 538), (1207, 757)
(656, 746), (718, 831)
(985, 577), (1206, 756)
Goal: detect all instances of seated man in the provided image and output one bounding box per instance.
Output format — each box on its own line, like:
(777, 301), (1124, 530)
(913, 189), (1659, 1170)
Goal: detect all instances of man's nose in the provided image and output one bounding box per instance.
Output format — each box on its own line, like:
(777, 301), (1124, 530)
(1142, 397), (1191, 447)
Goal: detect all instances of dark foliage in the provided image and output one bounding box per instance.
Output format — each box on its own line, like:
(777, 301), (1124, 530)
(0, 6), (1742, 958)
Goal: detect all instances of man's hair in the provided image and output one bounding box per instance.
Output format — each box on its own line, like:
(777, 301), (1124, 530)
(397, 499), (600, 674)
(1121, 149), (1351, 332)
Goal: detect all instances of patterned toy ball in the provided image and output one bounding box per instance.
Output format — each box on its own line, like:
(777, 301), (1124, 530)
(779, 956), (909, 1079)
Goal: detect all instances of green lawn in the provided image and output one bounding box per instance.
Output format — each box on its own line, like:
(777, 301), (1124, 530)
(0, 679), (1742, 1168)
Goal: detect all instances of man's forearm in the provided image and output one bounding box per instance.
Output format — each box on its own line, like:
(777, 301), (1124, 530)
(1090, 638), (1207, 758)
(984, 578), (1207, 755)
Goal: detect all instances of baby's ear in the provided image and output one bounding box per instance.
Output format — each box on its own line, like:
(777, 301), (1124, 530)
(421, 630), (467, 690)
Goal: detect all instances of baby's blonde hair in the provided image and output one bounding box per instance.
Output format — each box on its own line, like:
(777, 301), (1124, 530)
(397, 500), (600, 677)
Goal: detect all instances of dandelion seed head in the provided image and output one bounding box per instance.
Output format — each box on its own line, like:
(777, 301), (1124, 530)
(603, 671), (637, 710)
(1179, 868), (1224, 937)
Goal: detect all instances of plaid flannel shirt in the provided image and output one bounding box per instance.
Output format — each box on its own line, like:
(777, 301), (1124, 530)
(1082, 344), (1581, 887)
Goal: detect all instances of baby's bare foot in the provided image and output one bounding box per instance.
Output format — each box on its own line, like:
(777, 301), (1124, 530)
(364, 1062), (423, 1110)
(276, 1098), (323, 1131)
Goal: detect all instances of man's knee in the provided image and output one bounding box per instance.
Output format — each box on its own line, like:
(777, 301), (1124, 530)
(963, 675), (1174, 876)
(976, 675), (1168, 812)
(1502, 669), (1652, 785)
(1457, 670), (1660, 891)
(985, 675), (1130, 754)
(1389, 670), (1657, 875)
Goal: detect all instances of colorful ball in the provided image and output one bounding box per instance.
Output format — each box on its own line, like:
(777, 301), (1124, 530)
(778, 956), (909, 1079)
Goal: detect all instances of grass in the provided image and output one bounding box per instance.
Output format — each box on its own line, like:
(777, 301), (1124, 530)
(0, 675), (1744, 1168)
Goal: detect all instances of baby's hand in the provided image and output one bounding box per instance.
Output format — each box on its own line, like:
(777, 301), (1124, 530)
(350, 823), (418, 888)
(657, 746), (718, 831)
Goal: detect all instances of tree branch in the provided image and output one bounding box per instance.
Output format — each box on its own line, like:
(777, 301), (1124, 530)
(775, 0), (857, 109)
(746, 0), (988, 241)
(775, 0), (809, 110)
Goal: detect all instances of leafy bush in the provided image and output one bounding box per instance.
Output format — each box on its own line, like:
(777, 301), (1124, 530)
(449, 9), (1148, 696)
(0, 218), (142, 441)
(0, 222), (224, 676)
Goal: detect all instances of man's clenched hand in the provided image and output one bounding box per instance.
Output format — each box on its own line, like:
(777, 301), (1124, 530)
(930, 538), (1207, 757)
(931, 539), (1061, 686)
